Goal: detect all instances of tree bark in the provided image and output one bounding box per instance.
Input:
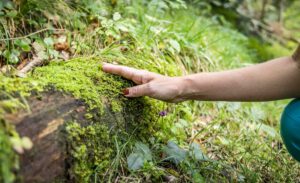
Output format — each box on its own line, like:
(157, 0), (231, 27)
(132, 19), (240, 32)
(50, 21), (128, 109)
(4, 91), (93, 182)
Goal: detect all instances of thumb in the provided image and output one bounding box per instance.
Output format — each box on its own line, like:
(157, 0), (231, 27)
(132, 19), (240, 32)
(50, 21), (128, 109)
(123, 84), (151, 97)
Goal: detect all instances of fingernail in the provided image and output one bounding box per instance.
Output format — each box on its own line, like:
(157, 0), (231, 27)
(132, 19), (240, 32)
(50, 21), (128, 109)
(122, 88), (129, 95)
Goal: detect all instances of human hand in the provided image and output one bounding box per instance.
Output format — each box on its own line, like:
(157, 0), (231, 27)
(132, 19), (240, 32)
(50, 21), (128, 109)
(102, 63), (186, 102)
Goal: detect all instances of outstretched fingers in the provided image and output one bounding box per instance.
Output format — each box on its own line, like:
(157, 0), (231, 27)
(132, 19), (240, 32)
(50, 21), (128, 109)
(102, 63), (159, 84)
(123, 84), (151, 97)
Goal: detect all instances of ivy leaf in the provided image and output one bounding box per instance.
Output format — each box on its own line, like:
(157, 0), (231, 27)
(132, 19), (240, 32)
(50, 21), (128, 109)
(127, 153), (144, 171)
(163, 141), (187, 164)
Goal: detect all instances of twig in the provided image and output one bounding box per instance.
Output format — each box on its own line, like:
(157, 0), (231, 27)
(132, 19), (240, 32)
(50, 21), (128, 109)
(0, 28), (65, 42)
(17, 55), (44, 78)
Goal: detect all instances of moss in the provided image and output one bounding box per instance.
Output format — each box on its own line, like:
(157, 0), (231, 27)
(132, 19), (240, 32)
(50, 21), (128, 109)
(0, 119), (24, 183)
(30, 57), (133, 114)
(0, 56), (188, 182)
(0, 57), (135, 114)
(65, 121), (113, 182)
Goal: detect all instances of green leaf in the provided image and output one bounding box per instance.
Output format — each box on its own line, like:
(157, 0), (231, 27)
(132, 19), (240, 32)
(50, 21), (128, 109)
(163, 141), (187, 164)
(127, 153), (144, 171)
(189, 143), (207, 161)
(127, 142), (152, 171)
(4, 49), (20, 64)
(44, 37), (54, 47)
(169, 39), (181, 52)
(192, 172), (205, 183)
(115, 23), (129, 32)
(134, 142), (152, 161)
(21, 44), (31, 52)
(0, 2), (3, 11)
(101, 19), (113, 28)
(6, 10), (18, 18)
(3, 50), (10, 58)
(15, 39), (31, 52)
(260, 124), (278, 138)
(113, 12), (121, 21)
(4, 2), (14, 10)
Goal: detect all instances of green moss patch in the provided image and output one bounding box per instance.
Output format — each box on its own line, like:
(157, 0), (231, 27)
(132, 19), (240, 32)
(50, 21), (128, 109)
(65, 121), (113, 182)
(0, 56), (187, 182)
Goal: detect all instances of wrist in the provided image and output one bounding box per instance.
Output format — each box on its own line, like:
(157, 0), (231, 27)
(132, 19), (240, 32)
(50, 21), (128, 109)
(176, 75), (198, 101)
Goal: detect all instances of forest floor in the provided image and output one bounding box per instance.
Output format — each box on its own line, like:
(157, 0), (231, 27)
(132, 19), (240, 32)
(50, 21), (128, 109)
(1, 0), (300, 182)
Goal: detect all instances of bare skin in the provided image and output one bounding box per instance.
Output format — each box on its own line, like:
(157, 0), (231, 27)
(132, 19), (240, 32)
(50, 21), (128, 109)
(102, 56), (300, 103)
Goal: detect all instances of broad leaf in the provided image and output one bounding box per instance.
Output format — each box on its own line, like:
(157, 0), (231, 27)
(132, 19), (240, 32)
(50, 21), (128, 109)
(127, 153), (144, 171)
(134, 142), (152, 161)
(163, 141), (187, 164)
(189, 143), (207, 161)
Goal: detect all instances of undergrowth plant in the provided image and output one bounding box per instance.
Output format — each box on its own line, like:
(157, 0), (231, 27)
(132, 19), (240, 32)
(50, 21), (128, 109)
(0, 0), (300, 183)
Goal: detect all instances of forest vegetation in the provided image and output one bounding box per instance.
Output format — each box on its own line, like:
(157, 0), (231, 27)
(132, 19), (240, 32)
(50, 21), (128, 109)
(0, 0), (300, 182)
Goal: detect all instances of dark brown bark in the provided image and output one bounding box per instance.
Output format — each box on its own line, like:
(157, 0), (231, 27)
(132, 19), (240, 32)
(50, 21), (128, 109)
(4, 91), (89, 183)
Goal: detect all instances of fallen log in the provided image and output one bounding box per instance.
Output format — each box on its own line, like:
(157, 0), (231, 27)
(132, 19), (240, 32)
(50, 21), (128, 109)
(0, 57), (162, 182)
(5, 91), (87, 182)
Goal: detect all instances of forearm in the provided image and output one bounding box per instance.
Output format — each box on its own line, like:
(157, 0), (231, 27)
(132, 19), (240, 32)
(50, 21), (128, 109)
(181, 57), (300, 101)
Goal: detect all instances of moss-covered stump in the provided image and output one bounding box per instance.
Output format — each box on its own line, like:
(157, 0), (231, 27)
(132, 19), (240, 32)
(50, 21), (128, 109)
(0, 57), (184, 182)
